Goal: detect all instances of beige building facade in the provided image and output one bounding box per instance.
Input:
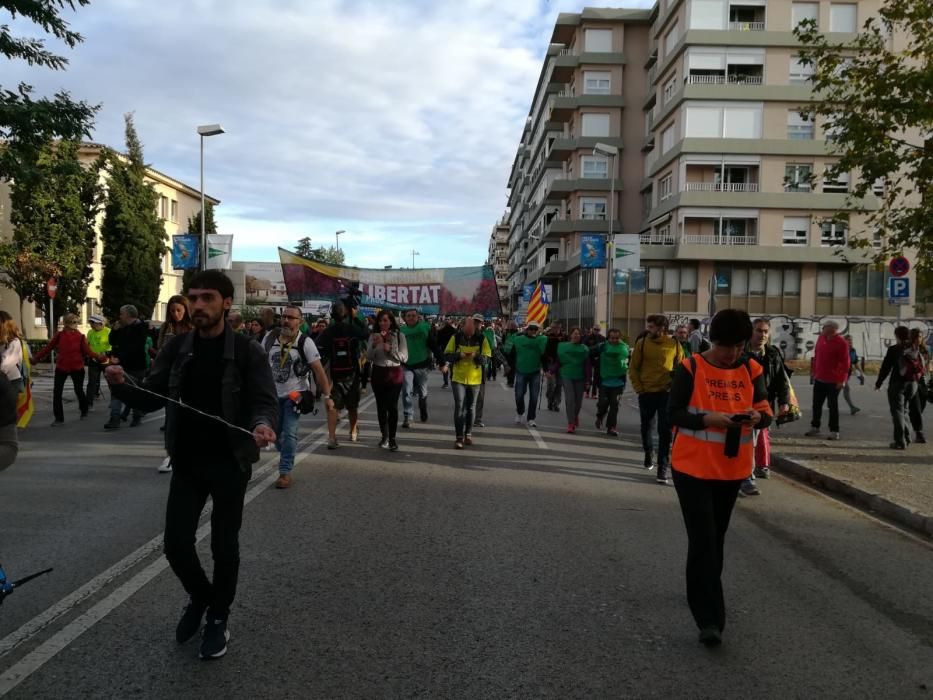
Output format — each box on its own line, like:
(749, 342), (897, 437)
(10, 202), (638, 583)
(0, 143), (219, 337)
(502, 2), (915, 348)
(486, 219), (510, 317)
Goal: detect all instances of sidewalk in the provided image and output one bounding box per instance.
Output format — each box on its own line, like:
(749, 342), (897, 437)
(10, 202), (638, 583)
(771, 377), (933, 538)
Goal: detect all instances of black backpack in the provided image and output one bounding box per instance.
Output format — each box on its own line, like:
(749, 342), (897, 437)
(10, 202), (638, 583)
(263, 331), (315, 375)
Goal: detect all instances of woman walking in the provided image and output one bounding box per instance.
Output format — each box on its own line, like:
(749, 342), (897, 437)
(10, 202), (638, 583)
(444, 316), (491, 449)
(366, 310), (408, 451)
(669, 309), (772, 647)
(557, 327), (588, 433)
(155, 295), (193, 472)
(34, 313), (99, 426)
(0, 311), (27, 468)
(0, 311), (26, 395)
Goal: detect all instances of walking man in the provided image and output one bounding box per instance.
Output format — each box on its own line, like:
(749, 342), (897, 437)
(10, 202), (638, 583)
(105, 305), (150, 429)
(591, 328), (630, 436)
(806, 320), (850, 440)
(106, 270), (278, 660)
(628, 314), (685, 484)
(876, 325), (923, 449)
(443, 315), (491, 448)
(266, 304), (335, 488)
(436, 317), (457, 389)
(472, 314), (493, 427)
(400, 308), (440, 428)
(86, 315), (111, 411)
(503, 320), (548, 427)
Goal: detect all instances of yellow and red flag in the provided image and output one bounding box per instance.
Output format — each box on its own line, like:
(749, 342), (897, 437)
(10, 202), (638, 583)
(526, 281), (549, 326)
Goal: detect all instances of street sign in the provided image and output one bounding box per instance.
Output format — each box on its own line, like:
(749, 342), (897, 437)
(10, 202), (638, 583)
(46, 278), (57, 299)
(888, 276), (910, 304)
(888, 256), (910, 278)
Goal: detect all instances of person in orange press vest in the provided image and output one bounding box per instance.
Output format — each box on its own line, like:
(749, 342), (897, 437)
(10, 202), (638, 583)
(668, 308), (773, 648)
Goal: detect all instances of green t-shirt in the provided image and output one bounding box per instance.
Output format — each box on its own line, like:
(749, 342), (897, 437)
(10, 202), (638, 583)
(504, 333), (548, 374)
(597, 340), (630, 387)
(483, 327), (497, 351)
(556, 341), (588, 381)
(400, 320), (432, 366)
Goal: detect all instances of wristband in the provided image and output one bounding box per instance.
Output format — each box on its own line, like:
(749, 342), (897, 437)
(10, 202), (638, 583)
(321, 394), (331, 400)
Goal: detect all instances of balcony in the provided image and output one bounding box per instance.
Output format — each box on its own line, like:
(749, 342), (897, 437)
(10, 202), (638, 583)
(640, 231), (676, 245)
(682, 217), (759, 247)
(684, 182), (760, 193)
(728, 4), (766, 31)
(682, 233), (758, 245)
(685, 72), (763, 86)
(729, 21), (765, 31)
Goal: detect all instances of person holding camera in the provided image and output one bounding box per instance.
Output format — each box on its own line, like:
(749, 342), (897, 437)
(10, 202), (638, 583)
(366, 310), (409, 451)
(267, 304), (334, 489)
(668, 309), (773, 648)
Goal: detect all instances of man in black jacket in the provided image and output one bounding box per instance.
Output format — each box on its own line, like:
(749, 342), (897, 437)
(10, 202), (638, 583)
(107, 271), (278, 661)
(435, 317), (458, 389)
(105, 305), (151, 429)
(876, 325), (924, 449)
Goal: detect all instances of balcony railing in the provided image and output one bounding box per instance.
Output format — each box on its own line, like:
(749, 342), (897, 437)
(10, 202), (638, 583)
(683, 233), (759, 246)
(729, 21), (765, 31)
(559, 48), (574, 56)
(686, 74), (764, 85)
(580, 213), (608, 220)
(640, 232), (676, 245)
(684, 182), (760, 192)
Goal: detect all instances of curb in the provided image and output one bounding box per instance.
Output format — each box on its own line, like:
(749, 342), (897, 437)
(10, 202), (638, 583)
(773, 454), (933, 540)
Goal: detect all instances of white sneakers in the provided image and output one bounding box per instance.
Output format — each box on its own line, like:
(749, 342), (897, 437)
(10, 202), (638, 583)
(527, 420), (537, 428)
(515, 414), (523, 424)
(158, 457), (172, 473)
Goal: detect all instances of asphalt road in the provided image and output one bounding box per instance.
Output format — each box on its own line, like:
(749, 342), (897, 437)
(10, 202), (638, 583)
(1, 371), (932, 698)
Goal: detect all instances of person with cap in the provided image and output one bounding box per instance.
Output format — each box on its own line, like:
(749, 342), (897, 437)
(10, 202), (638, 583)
(805, 320), (850, 440)
(503, 320), (548, 427)
(472, 313), (493, 427)
(86, 314), (111, 411)
(34, 313), (102, 425)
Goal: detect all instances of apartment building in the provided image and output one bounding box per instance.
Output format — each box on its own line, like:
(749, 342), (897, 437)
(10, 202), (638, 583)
(0, 143), (220, 335)
(487, 218), (511, 316)
(502, 1), (909, 343)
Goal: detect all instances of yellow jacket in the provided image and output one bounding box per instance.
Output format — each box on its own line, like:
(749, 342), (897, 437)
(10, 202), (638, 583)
(628, 334), (685, 394)
(444, 332), (491, 386)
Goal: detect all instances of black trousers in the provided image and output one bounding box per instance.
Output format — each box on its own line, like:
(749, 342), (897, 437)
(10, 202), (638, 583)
(596, 383), (625, 429)
(374, 382), (403, 439)
(86, 363), (103, 405)
(163, 460), (250, 619)
(672, 469), (742, 632)
(53, 369), (88, 422)
(811, 380), (840, 432)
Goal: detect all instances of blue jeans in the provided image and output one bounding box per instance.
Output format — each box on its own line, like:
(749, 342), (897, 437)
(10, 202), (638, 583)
(639, 392), (672, 472)
(276, 396), (301, 475)
(515, 372), (541, 421)
(402, 367), (430, 419)
(451, 382), (477, 438)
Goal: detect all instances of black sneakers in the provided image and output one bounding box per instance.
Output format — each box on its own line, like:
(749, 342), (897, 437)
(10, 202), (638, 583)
(199, 617), (230, 660)
(419, 398), (428, 422)
(176, 599), (207, 644)
(698, 625), (722, 647)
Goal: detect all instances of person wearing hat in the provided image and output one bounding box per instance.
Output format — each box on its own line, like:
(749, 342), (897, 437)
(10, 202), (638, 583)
(503, 319), (548, 427)
(472, 313), (494, 427)
(34, 313), (101, 425)
(805, 319), (850, 440)
(86, 315), (111, 411)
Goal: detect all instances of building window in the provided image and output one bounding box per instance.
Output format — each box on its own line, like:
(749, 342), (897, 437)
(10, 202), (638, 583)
(681, 265), (698, 293)
(663, 267), (680, 294)
(158, 195), (169, 219)
(782, 216), (810, 246)
(657, 224), (673, 243)
(663, 76), (677, 104)
(659, 172), (673, 200)
(584, 29), (613, 53)
(749, 268), (766, 296)
(647, 267), (664, 293)
(713, 266), (731, 294)
(732, 268), (748, 295)
(820, 219), (848, 246)
(784, 164), (812, 192)
(792, 2), (819, 28)
(684, 104), (762, 139)
(830, 3), (857, 32)
(581, 113), (611, 137)
(665, 22), (679, 56)
(872, 178), (886, 196)
(787, 110), (814, 139)
(817, 268), (833, 296)
(584, 71), (611, 94)
(580, 197), (607, 220)
(789, 55), (814, 84)
(581, 156), (608, 179)
(661, 124), (675, 152)
(642, 187), (653, 217)
(784, 268), (801, 295)
(823, 168), (850, 193)
(170, 199), (178, 223)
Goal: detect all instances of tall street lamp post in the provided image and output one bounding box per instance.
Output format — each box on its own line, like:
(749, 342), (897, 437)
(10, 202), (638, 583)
(411, 249), (419, 269)
(197, 124), (224, 270)
(335, 229), (346, 251)
(593, 142), (618, 331)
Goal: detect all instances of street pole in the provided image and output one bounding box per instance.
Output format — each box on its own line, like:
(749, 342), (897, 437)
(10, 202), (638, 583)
(48, 299), (53, 341)
(604, 153), (616, 332)
(200, 134), (206, 271)
(412, 249), (419, 269)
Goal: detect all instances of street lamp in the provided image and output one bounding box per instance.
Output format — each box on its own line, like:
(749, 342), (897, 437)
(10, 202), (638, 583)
(335, 229), (346, 250)
(411, 249), (420, 269)
(197, 124), (225, 270)
(593, 142), (618, 331)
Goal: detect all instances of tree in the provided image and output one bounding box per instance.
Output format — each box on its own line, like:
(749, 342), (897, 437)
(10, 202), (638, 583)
(99, 114), (165, 320)
(0, 1), (98, 183)
(181, 201), (217, 291)
(293, 239), (345, 266)
(794, 1), (933, 271)
(0, 140), (104, 332)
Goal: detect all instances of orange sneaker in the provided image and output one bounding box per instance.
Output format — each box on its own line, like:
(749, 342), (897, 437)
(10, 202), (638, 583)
(464, 435), (473, 445)
(274, 474), (292, 489)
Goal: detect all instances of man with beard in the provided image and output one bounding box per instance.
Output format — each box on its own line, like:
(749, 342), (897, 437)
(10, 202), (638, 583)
(106, 270), (278, 660)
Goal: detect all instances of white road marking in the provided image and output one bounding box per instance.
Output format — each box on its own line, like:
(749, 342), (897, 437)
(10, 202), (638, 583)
(0, 398), (375, 696)
(527, 426), (548, 450)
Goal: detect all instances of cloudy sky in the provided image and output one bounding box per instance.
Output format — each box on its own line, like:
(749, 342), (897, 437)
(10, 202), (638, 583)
(6, 0), (651, 269)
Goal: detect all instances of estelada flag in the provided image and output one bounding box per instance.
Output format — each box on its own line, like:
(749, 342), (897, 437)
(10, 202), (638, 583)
(16, 343), (34, 428)
(526, 281), (549, 326)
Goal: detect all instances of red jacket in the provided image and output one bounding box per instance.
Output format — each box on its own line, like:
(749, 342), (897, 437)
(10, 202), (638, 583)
(34, 329), (95, 373)
(812, 334), (851, 385)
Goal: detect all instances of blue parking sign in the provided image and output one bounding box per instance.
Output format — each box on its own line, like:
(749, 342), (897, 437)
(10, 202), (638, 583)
(888, 277), (909, 303)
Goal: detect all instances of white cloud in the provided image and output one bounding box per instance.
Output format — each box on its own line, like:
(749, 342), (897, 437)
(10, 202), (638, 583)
(4, 0), (654, 267)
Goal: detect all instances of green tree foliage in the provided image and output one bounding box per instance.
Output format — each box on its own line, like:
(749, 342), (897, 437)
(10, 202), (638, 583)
(0, 0), (98, 182)
(99, 114), (165, 320)
(0, 140), (104, 331)
(293, 238), (345, 266)
(794, 1), (933, 270)
(181, 201), (217, 291)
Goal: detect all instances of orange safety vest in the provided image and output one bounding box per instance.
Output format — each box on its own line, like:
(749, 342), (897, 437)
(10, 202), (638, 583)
(671, 355), (773, 481)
